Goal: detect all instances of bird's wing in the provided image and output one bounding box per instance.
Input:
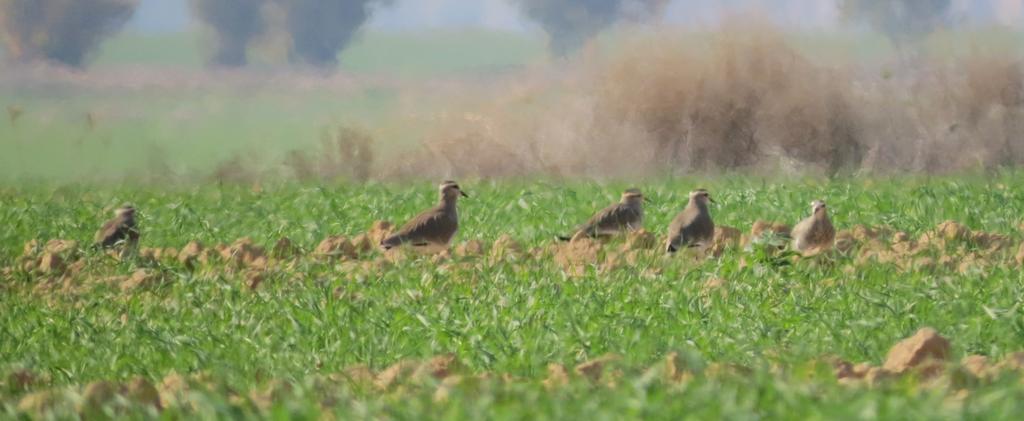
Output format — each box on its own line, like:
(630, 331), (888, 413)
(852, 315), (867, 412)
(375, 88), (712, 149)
(667, 206), (698, 242)
(807, 218), (836, 243)
(790, 217), (812, 248)
(94, 218), (123, 245)
(581, 203), (636, 234)
(393, 207), (453, 242)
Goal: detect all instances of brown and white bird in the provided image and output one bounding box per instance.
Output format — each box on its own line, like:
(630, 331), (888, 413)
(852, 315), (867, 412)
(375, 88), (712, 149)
(791, 200), (835, 254)
(94, 205), (139, 249)
(381, 181), (468, 250)
(665, 189), (715, 253)
(560, 188), (646, 242)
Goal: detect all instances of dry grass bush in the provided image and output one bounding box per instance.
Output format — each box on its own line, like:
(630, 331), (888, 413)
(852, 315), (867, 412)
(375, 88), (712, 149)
(283, 125), (375, 182)
(385, 19), (1023, 180)
(391, 20), (868, 179)
(592, 21), (865, 173)
(861, 55), (1024, 172)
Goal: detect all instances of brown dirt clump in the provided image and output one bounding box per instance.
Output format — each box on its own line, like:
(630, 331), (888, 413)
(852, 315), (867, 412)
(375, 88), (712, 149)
(44, 239), (79, 258)
(17, 389), (63, 416)
(745, 221), (791, 245)
(370, 355), (462, 391)
(79, 380), (120, 414)
(937, 220), (971, 242)
(374, 359), (421, 391)
(833, 359), (871, 382)
(245, 270), (265, 290)
(490, 234), (524, 262)
(432, 375), (465, 403)
(554, 238), (602, 276)
(124, 377), (161, 409)
(121, 269), (167, 292)
(969, 231), (1012, 254)
(883, 327), (951, 377)
(157, 373), (187, 409)
(623, 229), (657, 251)
(177, 241), (205, 269)
(6, 368), (41, 393)
(249, 379), (292, 411)
(271, 237), (299, 259)
(701, 278), (728, 299)
(710, 226), (742, 256)
(574, 354), (621, 385)
(890, 232), (919, 255)
(220, 238), (267, 269)
(366, 221), (393, 246)
(542, 363), (570, 390)
(662, 352), (696, 383)
(454, 239), (487, 258)
(20, 239), (80, 276)
(333, 365), (376, 387)
(997, 352), (1024, 371)
(314, 236), (357, 260)
(960, 355), (994, 380)
(350, 233), (374, 255)
(414, 354), (462, 381)
(37, 252), (66, 275)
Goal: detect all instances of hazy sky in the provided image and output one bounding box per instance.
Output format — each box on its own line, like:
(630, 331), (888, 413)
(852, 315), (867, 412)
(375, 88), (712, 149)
(127, 0), (1022, 34)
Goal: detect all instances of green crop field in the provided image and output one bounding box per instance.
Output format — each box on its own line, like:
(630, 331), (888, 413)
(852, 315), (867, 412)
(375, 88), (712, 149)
(4, 25), (1024, 419)
(3, 175), (1024, 419)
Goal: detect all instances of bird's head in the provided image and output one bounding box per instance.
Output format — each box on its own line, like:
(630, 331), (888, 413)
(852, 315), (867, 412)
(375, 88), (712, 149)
(689, 189), (714, 206)
(621, 188), (647, 205)
(115, 204), (136, 218)
(439, 180), (468, 200)
(811, 200), (827, 215)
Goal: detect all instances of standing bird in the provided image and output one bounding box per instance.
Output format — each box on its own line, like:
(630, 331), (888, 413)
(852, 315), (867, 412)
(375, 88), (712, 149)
(666, 189), (715, 253)
(7, 105), (23, 124)
(94, 205), (140, 249)
(559, 188), (646, 242)
(791, 200), (835, 254)
(381, 181), (468, 250)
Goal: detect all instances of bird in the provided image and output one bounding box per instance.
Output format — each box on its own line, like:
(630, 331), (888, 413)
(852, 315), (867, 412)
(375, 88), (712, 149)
(94, 205), (139, 249)
(791, 199), (835, 254)
(665, 189), (715, 253)
(559, 188), (646, 242)
(7, 105), (23, 124)
(381, 181), (468, 250)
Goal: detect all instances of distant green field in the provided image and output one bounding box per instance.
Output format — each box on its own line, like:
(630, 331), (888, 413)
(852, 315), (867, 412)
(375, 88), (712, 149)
(0, 88), (406, 182)
(2, 176), (1024, 418)
(1, 30), (551, 183)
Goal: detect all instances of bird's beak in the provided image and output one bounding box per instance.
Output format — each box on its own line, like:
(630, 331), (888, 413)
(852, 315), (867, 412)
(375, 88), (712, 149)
(709, 197), (717, 204)
(643, 196), (651, 203)
(460, 190), (469, 198)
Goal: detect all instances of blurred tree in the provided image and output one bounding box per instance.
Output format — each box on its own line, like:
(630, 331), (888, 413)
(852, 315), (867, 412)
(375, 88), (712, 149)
(838, 0), (951, 52)
(190, 0), (266, 67)
(276, 0), (392, 69)
(0, 0), (138, 67)
(512, 0), (666, 56)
